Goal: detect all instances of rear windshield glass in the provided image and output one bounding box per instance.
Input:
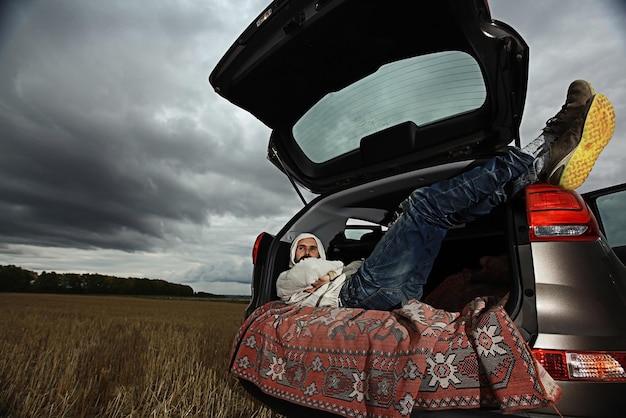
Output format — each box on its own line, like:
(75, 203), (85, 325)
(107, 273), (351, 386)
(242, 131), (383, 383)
(292, 51), (486, 163)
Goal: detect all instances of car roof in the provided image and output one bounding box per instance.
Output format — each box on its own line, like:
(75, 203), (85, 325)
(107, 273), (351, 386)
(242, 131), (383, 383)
(210, 0), (529, 194)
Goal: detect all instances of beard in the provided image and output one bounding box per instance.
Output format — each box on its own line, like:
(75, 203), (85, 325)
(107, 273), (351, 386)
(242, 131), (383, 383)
(295, 255), (311, 263)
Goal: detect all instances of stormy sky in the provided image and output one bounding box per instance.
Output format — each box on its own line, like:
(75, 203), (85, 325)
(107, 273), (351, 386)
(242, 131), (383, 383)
(1, 0), (625, 295)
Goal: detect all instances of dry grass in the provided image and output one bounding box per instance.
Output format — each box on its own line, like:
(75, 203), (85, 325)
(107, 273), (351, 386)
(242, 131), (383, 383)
(0, 293), (281, 418)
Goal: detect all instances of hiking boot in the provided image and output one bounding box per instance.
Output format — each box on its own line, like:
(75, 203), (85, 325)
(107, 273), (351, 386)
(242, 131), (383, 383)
(544, 80), (595, 137)
(545, 93), (615, 190)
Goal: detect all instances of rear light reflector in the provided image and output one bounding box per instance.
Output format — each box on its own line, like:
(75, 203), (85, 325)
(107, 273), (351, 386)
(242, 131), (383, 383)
(533, 349), (626, 382)
(526, 184), (599, 241)
(533, 225), (588, 238)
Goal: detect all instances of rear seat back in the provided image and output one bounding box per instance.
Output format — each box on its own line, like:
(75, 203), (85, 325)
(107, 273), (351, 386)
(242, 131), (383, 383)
(327, 229), (383, 264)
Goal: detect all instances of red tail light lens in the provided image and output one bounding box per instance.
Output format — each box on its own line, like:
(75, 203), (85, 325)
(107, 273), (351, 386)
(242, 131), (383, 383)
(526, 184), (599, 241)
(252, 232), (267, 265)
(533, 349), (626, 382)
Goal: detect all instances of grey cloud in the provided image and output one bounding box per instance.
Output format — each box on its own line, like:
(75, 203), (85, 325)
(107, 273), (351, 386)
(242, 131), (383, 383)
(0, 0), (295, 254)
(490, 0), (626, 194)
(2, 0), (625, 295)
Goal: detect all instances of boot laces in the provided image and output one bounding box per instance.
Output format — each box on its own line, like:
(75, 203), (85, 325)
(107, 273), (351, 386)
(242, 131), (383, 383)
(545, 103), (568, 127)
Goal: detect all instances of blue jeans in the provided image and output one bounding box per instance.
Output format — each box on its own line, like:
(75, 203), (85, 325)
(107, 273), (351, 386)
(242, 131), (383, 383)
(339, 148), (535, 310)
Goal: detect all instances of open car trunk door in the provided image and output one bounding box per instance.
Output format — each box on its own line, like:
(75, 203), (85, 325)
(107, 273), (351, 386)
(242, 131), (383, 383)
(210, 0), (529, 194)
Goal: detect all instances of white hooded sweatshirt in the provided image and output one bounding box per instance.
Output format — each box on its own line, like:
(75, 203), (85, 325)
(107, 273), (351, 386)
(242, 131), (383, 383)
(276, 233), (349, 307)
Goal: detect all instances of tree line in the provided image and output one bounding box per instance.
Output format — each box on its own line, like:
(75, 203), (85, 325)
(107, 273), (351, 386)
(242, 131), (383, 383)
(0, 264), (194, 297)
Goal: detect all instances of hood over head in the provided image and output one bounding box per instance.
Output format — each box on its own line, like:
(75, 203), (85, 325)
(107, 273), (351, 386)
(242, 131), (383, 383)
(289, 233), (326, 267)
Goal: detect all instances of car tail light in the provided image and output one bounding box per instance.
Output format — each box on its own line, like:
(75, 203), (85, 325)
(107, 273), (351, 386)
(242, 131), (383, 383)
(252, 232), (267, 265)
(533, 349), (626, 382)
(526, 184), (600, 242)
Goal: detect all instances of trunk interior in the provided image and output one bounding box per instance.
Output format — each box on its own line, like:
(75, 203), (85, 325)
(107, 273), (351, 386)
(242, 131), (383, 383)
(262, 197), (520, 317)
(248, 158), (529, 320)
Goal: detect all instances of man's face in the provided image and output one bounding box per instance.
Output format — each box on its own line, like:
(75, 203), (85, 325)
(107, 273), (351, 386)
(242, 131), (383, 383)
(294, 237), (320, 263)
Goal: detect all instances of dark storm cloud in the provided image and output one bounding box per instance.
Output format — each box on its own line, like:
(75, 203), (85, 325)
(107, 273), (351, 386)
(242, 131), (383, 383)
(0, 0), (295, 253)
(2, 0), (625, 295)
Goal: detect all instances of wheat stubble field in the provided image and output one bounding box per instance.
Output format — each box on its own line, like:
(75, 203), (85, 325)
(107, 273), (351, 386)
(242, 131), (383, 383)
(0, 293), (281, 418)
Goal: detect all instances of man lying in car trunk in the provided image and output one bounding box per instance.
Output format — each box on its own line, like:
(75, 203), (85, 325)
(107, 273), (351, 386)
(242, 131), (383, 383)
(277, 80), (616, 311)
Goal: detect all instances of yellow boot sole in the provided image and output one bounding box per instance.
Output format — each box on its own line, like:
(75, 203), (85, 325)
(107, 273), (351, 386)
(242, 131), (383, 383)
(556, 94), (615, 190)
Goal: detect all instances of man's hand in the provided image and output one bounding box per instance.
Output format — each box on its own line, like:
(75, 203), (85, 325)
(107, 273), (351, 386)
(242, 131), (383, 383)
(304, 274), (330, 293)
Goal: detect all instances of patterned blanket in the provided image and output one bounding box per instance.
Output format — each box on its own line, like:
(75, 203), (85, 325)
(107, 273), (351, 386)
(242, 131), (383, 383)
(230, 298), (561, 417)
